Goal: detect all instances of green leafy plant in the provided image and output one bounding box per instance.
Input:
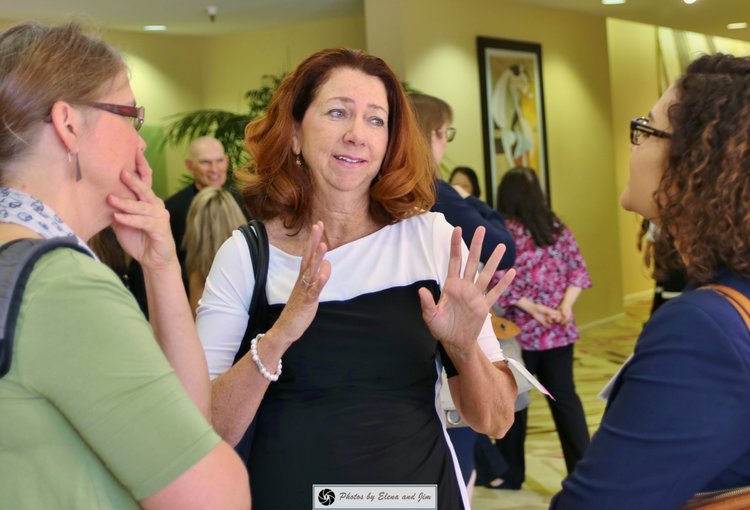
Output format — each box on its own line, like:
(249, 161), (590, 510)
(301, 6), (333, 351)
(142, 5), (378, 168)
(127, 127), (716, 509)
(164, 74), (286, 173)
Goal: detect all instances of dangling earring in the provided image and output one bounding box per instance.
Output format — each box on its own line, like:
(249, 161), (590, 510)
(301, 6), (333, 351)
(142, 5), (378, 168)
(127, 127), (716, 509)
(295, 153), (303, 167)
(74, 153), (82, 182)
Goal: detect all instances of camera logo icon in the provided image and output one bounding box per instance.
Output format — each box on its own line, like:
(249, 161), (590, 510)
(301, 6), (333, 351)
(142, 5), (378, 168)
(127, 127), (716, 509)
(318, 488), (336, 506)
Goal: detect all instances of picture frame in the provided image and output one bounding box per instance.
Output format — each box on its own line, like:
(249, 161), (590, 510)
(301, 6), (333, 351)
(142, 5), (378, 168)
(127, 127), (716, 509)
(477, 36), (550, 206)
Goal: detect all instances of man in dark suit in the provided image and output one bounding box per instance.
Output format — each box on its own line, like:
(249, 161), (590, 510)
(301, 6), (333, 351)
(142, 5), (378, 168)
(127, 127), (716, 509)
(165, 136), (230, 271)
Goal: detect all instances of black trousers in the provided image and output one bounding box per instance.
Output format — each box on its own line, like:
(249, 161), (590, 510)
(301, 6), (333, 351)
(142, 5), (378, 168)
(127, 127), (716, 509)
(495, 343), (590, 487)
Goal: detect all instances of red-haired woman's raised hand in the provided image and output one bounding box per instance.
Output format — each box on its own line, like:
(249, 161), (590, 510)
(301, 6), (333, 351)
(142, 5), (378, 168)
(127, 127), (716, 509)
(418, 226), (515, 351)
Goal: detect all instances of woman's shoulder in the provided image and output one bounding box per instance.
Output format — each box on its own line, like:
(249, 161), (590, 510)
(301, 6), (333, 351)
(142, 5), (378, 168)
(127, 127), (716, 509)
(627, 282), (750, 402)
(211, 228), (255, 274)
(21, 246), (145, 319)
(645, 282), (750, 351)
(504, 218), (526, 233)
(398, 211), (455, 240)
(673, 277), (750, 312)
(30, 245), (114, 285)
(502, 219), (534, 248)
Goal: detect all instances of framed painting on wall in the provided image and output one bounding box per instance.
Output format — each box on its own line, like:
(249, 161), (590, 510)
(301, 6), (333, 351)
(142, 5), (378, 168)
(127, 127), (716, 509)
(477, 36), (550, 206)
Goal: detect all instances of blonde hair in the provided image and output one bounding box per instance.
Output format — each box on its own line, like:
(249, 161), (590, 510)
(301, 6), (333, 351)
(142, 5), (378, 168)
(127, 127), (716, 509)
(183, 187), (246, 280)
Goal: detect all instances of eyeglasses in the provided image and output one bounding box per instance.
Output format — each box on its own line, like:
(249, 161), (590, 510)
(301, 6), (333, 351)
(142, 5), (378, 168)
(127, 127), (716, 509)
(89, 102), (145, 131)
(630, 117), (671, 145)
(436, 126), (457, 143)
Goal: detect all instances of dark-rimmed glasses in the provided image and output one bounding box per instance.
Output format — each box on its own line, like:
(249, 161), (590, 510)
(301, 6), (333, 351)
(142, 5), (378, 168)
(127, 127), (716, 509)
(436, 126), (457, 143)
(89, 102), (145, 131)
(630, 117), (671, 145)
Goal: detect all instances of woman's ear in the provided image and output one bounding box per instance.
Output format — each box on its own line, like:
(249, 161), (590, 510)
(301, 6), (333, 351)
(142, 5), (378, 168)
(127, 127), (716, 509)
(48, 101), (80, 152)
(291, 122), (301, 155)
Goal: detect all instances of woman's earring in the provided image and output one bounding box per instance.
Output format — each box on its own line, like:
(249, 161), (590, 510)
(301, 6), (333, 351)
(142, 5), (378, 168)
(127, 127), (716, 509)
(295, 153), (303, 167)
(74, 153), (82, 181)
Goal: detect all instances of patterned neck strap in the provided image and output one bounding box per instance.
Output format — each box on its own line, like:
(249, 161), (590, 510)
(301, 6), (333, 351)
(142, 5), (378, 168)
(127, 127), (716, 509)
(0, 187), (96, 257)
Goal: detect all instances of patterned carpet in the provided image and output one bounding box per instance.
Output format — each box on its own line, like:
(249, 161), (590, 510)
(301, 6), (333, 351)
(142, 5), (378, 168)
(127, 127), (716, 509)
(472, 299), (652, 510)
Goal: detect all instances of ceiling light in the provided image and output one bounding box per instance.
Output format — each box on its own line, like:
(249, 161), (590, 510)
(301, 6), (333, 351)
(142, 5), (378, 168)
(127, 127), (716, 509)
(602, 0), (626, 4)
(143, 25), (167, 31)
(683, 0), (697, 4)
(728, 22), (749, 30)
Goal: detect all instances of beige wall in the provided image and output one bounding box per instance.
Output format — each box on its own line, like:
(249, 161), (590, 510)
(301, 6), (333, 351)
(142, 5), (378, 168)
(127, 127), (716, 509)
(201, 14), (366, 113)
(104, 30), (205, 197)
(102, 15), (365, 197)
(367, 0), (624, 326)
(606, 18), (662, 299)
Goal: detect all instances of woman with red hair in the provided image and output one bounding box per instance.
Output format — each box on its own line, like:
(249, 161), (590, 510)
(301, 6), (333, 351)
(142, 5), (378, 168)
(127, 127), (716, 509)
(198, 48), (518, 509)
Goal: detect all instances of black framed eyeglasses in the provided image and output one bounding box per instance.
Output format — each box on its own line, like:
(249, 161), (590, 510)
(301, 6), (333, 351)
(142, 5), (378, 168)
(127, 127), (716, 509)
(436, 126), (457, 143)
(89, 102), (145, 131)
(630, 117), (671, 145)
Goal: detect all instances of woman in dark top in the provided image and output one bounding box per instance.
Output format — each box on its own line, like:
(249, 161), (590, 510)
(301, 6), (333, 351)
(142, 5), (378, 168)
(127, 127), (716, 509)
(551, 53), (750, 509)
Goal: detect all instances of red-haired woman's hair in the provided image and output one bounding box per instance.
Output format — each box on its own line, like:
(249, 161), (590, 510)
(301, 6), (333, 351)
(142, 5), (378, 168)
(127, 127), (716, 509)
(235, 48), (435, 230)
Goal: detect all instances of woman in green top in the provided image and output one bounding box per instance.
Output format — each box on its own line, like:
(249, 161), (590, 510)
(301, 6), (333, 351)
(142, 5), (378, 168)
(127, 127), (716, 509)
(0, 22), (249, 509)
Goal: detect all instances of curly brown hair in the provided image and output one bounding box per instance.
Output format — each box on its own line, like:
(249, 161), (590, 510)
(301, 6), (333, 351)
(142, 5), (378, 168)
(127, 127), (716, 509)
(656, 53), (750, 284)
(235, 48), (435, 231)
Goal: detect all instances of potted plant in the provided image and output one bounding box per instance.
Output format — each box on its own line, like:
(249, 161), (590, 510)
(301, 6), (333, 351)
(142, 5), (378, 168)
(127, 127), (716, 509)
(164, 73), (286, 175)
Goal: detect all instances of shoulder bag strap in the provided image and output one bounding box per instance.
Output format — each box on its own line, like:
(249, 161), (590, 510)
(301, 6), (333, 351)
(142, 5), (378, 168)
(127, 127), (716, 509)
(0, 238), (89, 377)
(703, 284), (750, 331)
(233, 219), (269, 364)
(682, 285), (750, 509)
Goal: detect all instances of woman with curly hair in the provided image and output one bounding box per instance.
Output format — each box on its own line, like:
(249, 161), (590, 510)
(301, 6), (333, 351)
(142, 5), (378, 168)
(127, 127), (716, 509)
(550, 53), (750, 509)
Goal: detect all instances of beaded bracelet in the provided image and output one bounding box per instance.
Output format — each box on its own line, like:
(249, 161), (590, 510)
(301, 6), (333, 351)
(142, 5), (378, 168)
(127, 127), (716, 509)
(250, 333), (282, 382)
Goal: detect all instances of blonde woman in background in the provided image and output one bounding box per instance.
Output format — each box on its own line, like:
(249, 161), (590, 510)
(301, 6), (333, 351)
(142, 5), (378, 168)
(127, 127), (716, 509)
(183, 186), (247, 314)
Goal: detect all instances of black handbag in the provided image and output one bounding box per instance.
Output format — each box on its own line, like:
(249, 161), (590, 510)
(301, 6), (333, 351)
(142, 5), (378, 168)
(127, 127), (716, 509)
(231, 219), (270, 465)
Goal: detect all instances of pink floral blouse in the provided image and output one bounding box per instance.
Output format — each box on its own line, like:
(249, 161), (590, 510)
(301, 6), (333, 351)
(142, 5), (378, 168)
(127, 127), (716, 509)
(496, 219), (592, 351)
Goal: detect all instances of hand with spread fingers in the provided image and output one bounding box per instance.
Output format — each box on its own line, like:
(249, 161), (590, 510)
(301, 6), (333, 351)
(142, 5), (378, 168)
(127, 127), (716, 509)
(108, 149), (175, 272)
(419, 226), (515, 351)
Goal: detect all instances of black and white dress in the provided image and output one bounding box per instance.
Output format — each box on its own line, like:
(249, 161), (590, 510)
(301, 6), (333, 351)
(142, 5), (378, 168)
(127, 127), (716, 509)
(198, 212), (505, 510)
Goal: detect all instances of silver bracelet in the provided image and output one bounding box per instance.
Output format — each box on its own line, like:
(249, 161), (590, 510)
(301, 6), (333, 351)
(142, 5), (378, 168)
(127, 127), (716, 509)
(250, 333), (282, 382)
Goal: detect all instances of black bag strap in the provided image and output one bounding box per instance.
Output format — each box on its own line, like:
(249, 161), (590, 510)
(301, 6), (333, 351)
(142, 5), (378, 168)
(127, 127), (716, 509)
(0, 237), (90, 377)
(233, 219), (269, 364)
